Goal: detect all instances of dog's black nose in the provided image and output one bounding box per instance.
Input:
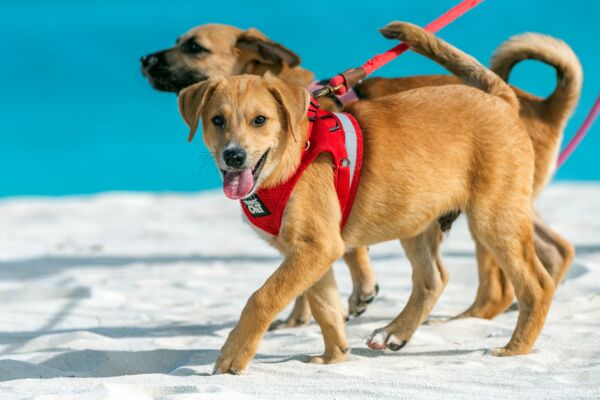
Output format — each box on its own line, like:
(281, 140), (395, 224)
(140, 54), (158, 69)
(223, 148), (247, 168)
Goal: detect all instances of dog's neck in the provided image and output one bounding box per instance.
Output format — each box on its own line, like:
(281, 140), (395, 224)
(261, 118), (310, 189)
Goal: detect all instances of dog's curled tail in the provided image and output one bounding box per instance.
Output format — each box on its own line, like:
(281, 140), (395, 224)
(380, 22), (519, 109)
(491, 33), (583, 123)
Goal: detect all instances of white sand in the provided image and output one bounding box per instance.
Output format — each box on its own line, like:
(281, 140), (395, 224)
(0, 183), (598, 399)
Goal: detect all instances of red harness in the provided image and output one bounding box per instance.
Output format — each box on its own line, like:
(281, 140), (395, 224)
(240, 100), (363, 236)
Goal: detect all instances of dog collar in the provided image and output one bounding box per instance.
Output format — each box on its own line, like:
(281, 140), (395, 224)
(240, 99), (363, 236)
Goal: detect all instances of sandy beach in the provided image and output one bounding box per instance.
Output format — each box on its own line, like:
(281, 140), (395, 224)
(0, 183), (598, 399)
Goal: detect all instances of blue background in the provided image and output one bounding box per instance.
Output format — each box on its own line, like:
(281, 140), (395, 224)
(0, 0), (598, 197)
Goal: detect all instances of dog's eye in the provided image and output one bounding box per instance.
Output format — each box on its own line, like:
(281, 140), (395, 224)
(212, 116), (225, 127)
(185, 40), (208, 54)
(252, 115), (267, 126)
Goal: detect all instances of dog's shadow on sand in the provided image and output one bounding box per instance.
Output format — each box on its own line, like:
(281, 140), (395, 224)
(253, 346), (486, 368)
(0, 320), (243, 381)
(0, 348), (221, 381)
(350, 347), (487, 358)
(0, 253), (283, 281)
(0, 346), (283, 381)
(0, 346), (487, 381)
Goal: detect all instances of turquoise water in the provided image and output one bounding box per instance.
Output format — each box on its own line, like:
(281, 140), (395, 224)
(0, 0), (598, 197)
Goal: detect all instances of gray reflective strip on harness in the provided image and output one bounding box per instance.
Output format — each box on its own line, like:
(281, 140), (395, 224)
(333, 112), (358, 184)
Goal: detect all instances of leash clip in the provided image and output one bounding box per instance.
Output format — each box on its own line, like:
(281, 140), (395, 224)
(312, 68), (367, 99)
(313, 84), (344, 99)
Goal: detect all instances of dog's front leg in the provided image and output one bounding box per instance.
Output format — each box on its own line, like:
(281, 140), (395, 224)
(213, 244), (344, 374)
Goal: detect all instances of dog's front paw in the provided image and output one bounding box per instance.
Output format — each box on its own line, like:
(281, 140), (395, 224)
(348, 283), (379, 317)
(212, 332), (257, 375)
(213, 345), (252, 375)
(488, 345), (530, 357)
(213, 354), (247, 375)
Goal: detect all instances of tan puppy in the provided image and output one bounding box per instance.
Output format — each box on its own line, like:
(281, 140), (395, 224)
(178, 22), (555, 374)
(373, 30), (582, 319)
(143, 23), (580, 327)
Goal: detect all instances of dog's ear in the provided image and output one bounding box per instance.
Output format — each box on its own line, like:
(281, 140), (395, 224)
(236, 28), (301, 68)
(264, 72), (310, 142)
(178, 79), (221, 142)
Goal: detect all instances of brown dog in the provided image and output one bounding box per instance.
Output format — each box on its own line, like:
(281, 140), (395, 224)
(178, 22), (556, 373)
(142, 23), (580, 327)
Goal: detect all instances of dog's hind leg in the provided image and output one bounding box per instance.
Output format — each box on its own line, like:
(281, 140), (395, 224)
(268, 295), (312, 331)
(467, 206), (555, 356)
(533, 215), (575, 285)
(455, 214), (574, 320)
(345, 247), (379, 318)
(306, 269), (350, 364)
(367, 222), (448, 351)
(454, 246), (514, 320)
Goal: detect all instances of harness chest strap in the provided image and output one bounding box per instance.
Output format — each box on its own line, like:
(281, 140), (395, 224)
(240, 100), (363, 236)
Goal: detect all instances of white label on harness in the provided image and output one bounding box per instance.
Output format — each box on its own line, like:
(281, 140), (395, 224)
(333, 112), (358, 184)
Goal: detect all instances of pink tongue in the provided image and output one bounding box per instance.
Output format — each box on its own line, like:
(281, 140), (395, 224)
(223, 168), (254, 200)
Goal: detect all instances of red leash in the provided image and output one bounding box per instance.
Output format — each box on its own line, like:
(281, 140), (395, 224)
(556, 95), (600, 169)
(313, 0), (484, 98)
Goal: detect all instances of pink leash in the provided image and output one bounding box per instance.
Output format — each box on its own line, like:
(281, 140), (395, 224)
(556, 95), (600, 169)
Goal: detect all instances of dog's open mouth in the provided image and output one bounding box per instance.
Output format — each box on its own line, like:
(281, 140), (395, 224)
(221, 150), (269, 200)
